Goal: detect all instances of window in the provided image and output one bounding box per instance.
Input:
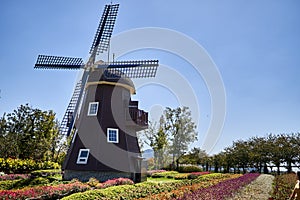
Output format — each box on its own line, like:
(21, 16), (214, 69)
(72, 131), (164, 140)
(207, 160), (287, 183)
(88, 102), (99, 116)
(107, 128), (119, 143)
(76, 149), (90, 164)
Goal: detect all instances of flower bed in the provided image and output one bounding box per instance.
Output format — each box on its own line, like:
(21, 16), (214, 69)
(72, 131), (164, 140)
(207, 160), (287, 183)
(177, 173), (260, 200)
(0, 177), (135, 200)
(136, 173), (241, 200)
(62, 173), (238, 200)
(227, 174), (274, 200)
(0, 174), (30, 181)
(0, 181), (90, 200)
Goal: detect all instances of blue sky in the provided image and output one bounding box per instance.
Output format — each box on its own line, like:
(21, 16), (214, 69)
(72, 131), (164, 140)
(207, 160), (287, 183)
(0, 0), (299, 154)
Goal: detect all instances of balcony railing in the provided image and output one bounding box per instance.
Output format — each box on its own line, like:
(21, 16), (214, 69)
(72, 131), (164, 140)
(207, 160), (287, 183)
(128, 107), (148, 127)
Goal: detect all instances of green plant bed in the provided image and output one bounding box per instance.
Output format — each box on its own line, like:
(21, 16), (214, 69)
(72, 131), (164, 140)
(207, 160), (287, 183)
(30, 169), (61, 177)
(0, 175), (64, 190)
(147, 177), (179, 183)
(0, 179), (18, 190)
(151, 171), (179, 178)
(174, 173), (190, 180)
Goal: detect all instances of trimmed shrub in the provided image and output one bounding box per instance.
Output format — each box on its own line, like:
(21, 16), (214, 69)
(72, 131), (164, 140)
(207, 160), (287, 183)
(151, 171), (179, 178)
(177, 165), (202, 173)
(146, 170), (166, 177)
(29, 177), (50, 186)
(30, 169), (61, 177)
(87, 177), (99, 187)
(174, 173), (189, 180)
(188, 171), (210, 179)
(0, 180), (18, 190)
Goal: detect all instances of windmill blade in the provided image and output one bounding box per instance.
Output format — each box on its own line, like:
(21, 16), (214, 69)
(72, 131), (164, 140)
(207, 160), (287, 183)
(89, 4), (119, 55)
(34, 55), (84, 69)
(59, 80), (82, 136)
(98, 60), (159, 78)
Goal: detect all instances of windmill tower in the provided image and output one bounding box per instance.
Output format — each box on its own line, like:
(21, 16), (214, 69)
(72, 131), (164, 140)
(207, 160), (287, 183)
(34, 3), (158, 183)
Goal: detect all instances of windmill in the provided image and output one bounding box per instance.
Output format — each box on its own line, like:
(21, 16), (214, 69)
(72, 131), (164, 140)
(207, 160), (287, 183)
(34, 3), (158, 183)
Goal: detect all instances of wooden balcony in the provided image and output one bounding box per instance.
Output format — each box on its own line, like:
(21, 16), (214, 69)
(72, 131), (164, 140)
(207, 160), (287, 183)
(126, 101), (148, 129)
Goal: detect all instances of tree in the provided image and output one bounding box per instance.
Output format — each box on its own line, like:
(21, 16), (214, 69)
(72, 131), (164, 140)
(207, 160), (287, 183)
(140, 117), (169, 169)
(0, 104), (63, 162)
(163, 106), (197, 167)
(180, 147), (208, 165)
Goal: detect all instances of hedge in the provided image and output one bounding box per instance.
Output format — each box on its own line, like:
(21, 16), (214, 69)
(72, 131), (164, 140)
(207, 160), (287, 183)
(177, 165), (202, 173)
(151, 171), (179, 178)
(0, 158), (60, 173)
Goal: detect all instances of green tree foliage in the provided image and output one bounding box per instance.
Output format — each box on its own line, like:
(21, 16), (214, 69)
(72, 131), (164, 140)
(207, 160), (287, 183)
(140, 106), (198, 169)
(163, 106), (197, 166)
(212, 133), (300, 174)
(141, 118), (169, 169)
(0, 104), (66, 162)
(180, 147), (208, 166)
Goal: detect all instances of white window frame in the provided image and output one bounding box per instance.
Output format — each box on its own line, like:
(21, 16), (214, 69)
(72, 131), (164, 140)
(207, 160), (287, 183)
(87, 102), (99, 116)
(107, 128), (119, 143)
(71, 130), (78, 144)
(76, 149), (90, 164)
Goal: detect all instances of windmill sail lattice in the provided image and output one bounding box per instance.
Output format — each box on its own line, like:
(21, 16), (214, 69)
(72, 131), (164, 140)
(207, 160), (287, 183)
(103, 60), (159, 78)
(59, 80), (82, 136)
(34, 55), (84, 69)
(90, 4), (119, 55)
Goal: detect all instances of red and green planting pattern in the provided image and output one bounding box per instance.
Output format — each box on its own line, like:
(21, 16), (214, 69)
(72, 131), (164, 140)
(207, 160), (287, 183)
(0, 181), (89, 200)
(0, 177), (134, 200)
(1, 170), (296, 200)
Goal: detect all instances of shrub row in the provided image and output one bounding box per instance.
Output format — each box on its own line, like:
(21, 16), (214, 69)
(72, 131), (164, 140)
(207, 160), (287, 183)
(177, 165), (202, 173)
(146, 170), (166, 177)
(0, 174), (30, 181)
(271, 173), (297, 199)
(87, 177), (134, 189)
(0, 158), (60, 174)
(0, 177), (56, 190)
(30, 169), (61, 177)
(151, 171), (179, 178)
(150, 171), (210, 180)
(62, 173), (234, 200)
